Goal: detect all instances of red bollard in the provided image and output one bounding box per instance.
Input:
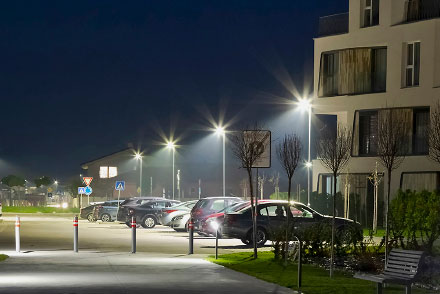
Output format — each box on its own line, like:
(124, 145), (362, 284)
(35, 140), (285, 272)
(131, 216), (136, 253)
(188, 219), (194, 255)
(73, 216), (78, 252)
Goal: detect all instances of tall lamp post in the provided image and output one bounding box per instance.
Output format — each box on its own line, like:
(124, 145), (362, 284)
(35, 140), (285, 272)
(298, 98), (312, 207)
(215, 126), (226, 196)
(135, 153), (143, 197)
(167, 142), (175, 200)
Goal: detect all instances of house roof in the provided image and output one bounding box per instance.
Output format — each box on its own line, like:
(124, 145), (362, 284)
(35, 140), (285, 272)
(80, 148), (135, 169)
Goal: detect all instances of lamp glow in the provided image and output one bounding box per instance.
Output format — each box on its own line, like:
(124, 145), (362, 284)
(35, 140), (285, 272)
(166, 141), (175, 149)
(135, 153), (142, 160)
(297, 98), (312, 111)
(215, 126), (225, 136)
(305, 162), (312, 168)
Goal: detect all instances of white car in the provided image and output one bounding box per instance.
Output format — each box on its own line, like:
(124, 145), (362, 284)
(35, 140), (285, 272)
(170, 212), (191, 232)
(160, 200), (198, 226)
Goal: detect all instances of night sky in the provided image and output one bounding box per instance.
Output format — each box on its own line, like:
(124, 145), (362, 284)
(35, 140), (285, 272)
(0, 1), (347, 183)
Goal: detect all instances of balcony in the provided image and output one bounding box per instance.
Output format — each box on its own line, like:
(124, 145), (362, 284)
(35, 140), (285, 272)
(406, 0), (440, 23)
(318, 13), (349, 37)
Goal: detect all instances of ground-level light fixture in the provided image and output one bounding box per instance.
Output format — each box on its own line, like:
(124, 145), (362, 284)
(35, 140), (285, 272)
(210, 221), (220, 259)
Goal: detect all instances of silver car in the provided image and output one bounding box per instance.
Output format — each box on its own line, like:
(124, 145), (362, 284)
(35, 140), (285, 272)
(160, 200), (198, 226)
(170, 212), (191, 232)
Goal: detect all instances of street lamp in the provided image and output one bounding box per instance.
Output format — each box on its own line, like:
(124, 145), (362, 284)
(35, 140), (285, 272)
(54, 180), (58, 185)
(166, 141), (176, 200)
(135, 153), (143, 197)
(215, 126), (226, 196)
(297, 98), (312, 207)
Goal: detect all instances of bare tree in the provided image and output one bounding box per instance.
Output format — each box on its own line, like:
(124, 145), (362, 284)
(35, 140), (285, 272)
(276, 134), (302, 265)
(429, 103), (440, 164)
(316, 124), (351, 278)
(230, 126), (271, 259)
(377, 109), (410, 263)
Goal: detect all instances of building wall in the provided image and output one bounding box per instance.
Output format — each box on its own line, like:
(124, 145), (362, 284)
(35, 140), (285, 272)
(312, 0), (440, 198)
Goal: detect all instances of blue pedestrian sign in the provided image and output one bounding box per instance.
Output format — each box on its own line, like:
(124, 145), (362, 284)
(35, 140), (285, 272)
(115, 181), (125, 191)
(84, 186), (93, 196)
(78, 187), (86, 194)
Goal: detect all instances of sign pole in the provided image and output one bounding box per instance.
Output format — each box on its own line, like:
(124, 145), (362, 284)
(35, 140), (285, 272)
(117, 189), (121, 221)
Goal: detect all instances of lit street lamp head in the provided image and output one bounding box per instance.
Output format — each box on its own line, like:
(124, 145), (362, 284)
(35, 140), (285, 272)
(54, 180), (58, 185)
(215, 126), (225, 136)
(297, 98), (312, 112)
(166, 141), (175, 150)
(305, 161), (312, 168)
(135, 153), (142, 160)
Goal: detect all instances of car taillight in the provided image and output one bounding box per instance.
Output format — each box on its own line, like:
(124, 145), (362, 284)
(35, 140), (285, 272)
(164, 209), (177, 214)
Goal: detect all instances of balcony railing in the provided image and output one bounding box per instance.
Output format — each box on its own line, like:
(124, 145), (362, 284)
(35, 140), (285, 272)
(406, 0), (440, 22)
(318, 13), (349, 37)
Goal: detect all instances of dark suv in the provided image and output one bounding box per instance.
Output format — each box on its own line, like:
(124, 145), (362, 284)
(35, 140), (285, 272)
(117, 197), (164, 221)
(191, 197), (242, 232)
(123, 199), (180, 228)
(223, 200), (362, 246)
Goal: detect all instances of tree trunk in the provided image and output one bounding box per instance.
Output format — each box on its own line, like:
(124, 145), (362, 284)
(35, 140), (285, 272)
(330, 172), (337, 278)
(385, 169), (391, 264)
(285, 177), (292, 266)
(247, 168), (257, 259)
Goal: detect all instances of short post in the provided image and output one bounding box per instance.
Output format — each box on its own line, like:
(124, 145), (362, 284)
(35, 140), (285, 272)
(188, 218), (194, 255)
(131, 216), (136, 253)
(298, 239), (302, 289)
(15, 216), (20, 252)
(73, 216), (78, 252)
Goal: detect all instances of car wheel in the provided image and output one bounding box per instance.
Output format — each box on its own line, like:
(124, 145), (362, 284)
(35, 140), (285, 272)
(101, 214), (111, 222)
(241, 238), (250, 245)
(248, 228), (267, 247)
(141, 216), (156, 229)
(87, 213), (95, 222)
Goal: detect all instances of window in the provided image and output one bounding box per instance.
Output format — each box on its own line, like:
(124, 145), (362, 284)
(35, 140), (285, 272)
(405, 42), (420, 87)
(99, 166), (118, 178)
(413, 108), (429, 154)
(319, 47), (386, 97)
(210, 199), (225, 211)
(363, 0), (379, 27)
(359, 111), (378, 155)
(291, 205), (314, 218)
(401, 172), (440, 192)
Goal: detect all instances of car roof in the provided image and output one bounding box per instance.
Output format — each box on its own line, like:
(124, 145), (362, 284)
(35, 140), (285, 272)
(200, 196), (242, 200)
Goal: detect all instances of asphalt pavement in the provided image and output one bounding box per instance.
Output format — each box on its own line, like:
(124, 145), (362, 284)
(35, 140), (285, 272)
(0, 214), (295, 294)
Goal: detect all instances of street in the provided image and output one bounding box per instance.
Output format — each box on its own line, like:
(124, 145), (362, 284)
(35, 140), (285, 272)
(0, 214), (293, 294)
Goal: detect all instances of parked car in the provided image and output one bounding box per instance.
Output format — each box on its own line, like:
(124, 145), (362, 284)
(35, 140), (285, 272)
(117, 197), (164, 221)
(170, 212), (191, 232)
(92, 200), (125, 222)
(160, 200), (198, 226)
(123, 199), (180, 228)
(80, 202), (103, 222)
(191, 196), (243, 233)
(201, 201), (270, 237)
(222, 200), (362, 246)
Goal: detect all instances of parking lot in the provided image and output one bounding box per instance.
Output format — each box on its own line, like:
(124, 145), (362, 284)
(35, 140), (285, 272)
(0, 214), (266, 254)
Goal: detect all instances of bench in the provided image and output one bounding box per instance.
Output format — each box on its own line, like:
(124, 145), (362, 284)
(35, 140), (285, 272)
(354, 249), (424, 294)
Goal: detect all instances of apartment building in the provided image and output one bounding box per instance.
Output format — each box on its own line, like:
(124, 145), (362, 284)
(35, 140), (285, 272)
(312, 0), (440, 224)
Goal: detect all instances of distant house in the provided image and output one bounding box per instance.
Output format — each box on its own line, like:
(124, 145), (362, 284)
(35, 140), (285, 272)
(81, 148), (144, 200)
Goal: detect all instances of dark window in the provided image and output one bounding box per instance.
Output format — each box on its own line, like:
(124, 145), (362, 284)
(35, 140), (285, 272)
(359, 111), (378, 155)
(372, 48), (387, 92)
(322, 52), (339, 96)
(413, 108), (429, 154)
(364, 0), (379, 27)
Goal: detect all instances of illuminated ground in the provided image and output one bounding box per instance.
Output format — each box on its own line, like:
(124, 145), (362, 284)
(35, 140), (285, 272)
(0, 214), (290, 293)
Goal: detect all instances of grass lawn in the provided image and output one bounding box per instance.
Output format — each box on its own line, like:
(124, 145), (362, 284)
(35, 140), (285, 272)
(362, 228), (386, 238)
(3, 206), (79, 214)
(0, 255), (8, 262)
(208, 251), (435, 294)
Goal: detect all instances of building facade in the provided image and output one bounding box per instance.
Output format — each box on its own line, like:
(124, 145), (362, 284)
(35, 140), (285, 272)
(312, 0), (440, 225)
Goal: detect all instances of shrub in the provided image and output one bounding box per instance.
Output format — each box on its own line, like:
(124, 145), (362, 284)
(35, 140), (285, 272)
(389, 190), (440, 253)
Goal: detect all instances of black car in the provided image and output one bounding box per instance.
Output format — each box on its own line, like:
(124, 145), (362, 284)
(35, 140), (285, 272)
(123, 199), (180, 228)
(222, 200), (361, 246)
(117, 197), (165, 221)
(80, 202), (103, 222)
(190, 196), (243, 232)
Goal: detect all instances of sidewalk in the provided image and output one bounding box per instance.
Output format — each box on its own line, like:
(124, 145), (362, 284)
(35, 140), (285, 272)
(0, 250), (297, 294)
